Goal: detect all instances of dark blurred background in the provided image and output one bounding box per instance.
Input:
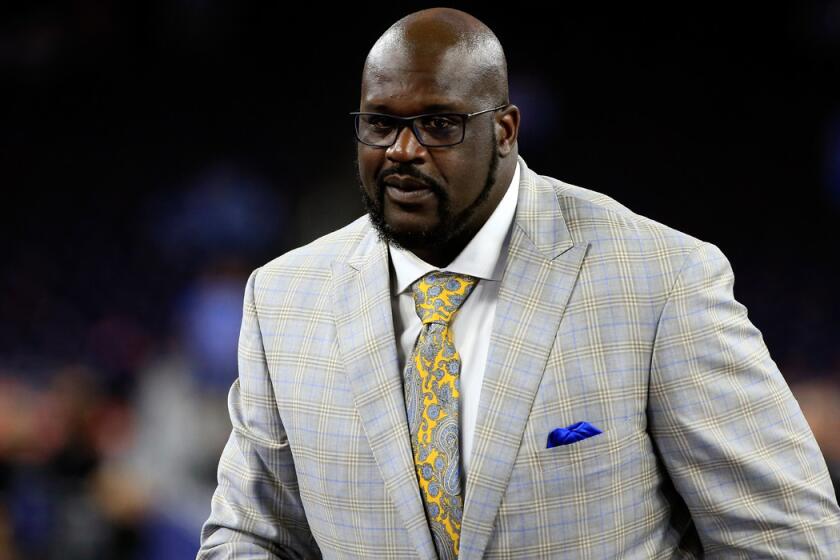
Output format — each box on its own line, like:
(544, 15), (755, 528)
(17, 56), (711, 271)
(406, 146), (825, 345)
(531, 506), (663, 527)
(1, 2), (839, 558)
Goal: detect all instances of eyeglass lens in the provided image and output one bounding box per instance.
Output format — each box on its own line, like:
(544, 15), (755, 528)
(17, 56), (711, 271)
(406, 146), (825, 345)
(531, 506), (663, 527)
(355, 114), (466, 147)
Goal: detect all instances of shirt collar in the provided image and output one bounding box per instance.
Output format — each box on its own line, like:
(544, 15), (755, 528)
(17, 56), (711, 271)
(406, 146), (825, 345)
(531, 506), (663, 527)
(389, 160), (520, 295)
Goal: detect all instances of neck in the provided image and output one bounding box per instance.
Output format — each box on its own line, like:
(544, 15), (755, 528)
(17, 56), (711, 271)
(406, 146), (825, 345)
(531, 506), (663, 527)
(409, 235), (470, 268)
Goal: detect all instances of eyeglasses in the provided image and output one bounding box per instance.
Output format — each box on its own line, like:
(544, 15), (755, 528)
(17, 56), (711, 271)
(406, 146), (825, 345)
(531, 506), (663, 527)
(349, 104), (508, 147)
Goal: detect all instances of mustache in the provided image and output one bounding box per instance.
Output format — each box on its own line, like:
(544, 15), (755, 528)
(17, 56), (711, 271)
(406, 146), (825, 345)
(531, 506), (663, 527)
(377, 166), (444, 196)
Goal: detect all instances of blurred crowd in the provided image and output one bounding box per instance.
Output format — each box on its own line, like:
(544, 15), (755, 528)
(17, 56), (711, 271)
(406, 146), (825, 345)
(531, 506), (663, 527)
(1, 163), (289, 559)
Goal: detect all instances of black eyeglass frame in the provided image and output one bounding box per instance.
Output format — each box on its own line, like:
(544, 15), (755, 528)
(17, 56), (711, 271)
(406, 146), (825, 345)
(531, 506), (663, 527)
(349, 103), (509, 148)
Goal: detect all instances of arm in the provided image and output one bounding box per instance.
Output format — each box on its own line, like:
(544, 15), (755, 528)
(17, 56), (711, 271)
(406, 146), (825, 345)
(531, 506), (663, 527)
(649, 241), (840, 557)
(197, 267), (321, 559)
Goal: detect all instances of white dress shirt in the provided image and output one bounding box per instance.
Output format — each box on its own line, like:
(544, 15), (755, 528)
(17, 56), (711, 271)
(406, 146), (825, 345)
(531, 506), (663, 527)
(388, 161), (520, 485)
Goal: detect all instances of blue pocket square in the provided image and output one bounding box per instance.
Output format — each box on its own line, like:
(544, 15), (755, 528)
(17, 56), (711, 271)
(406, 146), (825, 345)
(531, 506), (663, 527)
(546, 421), (603, 448)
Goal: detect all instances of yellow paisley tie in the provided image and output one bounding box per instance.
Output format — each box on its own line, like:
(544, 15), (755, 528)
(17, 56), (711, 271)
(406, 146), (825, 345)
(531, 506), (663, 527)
(404, 271), (479, 560)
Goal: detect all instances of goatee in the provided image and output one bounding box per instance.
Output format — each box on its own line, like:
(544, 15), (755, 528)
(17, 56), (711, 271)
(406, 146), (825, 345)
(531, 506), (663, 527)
(355, 135), (500, 253)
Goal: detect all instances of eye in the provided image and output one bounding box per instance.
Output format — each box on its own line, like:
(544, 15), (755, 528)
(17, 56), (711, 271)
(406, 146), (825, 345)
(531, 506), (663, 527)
(367, 115), (396, 130)
(422, 115), (458, 130)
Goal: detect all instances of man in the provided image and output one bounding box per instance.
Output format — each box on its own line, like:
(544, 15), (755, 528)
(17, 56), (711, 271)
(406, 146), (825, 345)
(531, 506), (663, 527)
(198, 8), (840, 559)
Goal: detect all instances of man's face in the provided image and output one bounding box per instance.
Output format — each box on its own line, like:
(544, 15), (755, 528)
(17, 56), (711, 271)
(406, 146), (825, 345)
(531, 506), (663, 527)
(355, 55), (501, 253)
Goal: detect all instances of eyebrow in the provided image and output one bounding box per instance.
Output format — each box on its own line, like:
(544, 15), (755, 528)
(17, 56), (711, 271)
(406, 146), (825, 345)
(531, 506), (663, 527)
(364, 103), (463, 114)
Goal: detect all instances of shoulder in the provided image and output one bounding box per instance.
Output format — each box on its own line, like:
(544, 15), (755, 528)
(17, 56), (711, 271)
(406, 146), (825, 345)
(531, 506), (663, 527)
(548, 173), (703, 247)
(524, 167), (728, 299)
(264, 213), (371, 271)
(536, 170), (711, 265)
(245, 213), (374, 299)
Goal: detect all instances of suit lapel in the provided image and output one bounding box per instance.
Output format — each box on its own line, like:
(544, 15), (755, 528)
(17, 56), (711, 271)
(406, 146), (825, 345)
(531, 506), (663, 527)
(459, 157), (590, 559)
(330, 231), (437, 560)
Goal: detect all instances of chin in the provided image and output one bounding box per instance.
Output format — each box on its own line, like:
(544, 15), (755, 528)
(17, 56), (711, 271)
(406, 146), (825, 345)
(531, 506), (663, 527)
(383, 227), (429, 249)
(362, 187), (448, 250)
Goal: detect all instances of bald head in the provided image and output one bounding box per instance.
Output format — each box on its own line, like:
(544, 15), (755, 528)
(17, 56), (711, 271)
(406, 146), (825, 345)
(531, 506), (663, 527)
(362, 8), (509, 107)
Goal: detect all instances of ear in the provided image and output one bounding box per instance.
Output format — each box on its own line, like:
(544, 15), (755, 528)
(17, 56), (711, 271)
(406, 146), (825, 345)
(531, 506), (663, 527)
(496, 104), (520, 157)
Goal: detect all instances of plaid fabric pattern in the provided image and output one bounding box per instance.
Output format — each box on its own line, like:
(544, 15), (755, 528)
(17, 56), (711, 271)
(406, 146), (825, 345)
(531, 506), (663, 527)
(197, 155), (840, 559)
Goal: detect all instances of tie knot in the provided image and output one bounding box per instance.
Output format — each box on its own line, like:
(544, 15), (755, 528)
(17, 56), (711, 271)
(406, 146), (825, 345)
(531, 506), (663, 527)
(411, 271), (479, 325)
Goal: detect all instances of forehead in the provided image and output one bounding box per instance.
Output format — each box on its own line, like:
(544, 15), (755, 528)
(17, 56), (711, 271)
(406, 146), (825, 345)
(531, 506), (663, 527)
(361, 51), (479, 115)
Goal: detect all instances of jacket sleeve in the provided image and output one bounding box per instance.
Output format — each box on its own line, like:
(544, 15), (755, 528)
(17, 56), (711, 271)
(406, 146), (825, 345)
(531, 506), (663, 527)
(648, 241), (840, 557)
(197, 267), (321, 559)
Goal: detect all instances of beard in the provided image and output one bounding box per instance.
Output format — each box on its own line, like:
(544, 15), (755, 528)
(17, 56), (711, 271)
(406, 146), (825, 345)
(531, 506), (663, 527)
(355, 128), (500, 252)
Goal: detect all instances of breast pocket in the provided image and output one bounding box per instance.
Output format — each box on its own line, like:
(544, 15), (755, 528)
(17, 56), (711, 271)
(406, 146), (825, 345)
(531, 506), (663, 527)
(538, 418), (642, 470)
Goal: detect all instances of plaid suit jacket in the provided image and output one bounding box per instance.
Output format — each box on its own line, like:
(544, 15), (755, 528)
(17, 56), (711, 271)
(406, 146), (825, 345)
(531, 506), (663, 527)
(198, 155), (840, 559)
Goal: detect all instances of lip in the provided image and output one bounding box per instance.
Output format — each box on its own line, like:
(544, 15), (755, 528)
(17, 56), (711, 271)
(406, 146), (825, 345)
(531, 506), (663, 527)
(385, 184), (434, 204)
(383, 175), (435, 204)
(383, 175), (429, 191)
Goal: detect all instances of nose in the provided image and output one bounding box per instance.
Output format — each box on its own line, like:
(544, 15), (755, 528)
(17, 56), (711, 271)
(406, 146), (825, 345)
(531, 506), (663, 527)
(386, 124), (427, 163)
